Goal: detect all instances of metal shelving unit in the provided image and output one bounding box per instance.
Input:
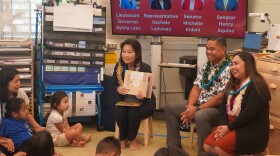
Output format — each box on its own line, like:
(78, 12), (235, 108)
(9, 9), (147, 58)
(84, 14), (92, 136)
(36, 5), (106, 129)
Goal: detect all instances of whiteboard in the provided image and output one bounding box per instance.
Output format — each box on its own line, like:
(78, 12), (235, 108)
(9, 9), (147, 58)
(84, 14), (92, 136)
(268, 24), (280, 51)
(53, 4), (93, 31)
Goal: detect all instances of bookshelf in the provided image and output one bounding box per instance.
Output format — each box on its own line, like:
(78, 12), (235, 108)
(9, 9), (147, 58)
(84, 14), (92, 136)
(0, 40), (34, 116)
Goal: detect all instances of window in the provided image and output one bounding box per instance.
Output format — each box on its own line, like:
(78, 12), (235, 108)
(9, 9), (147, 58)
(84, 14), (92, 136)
(0, 0), (41, 41)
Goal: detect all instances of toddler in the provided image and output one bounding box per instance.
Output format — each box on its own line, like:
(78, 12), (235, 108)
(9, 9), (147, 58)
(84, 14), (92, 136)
(46, 91), (91, 147)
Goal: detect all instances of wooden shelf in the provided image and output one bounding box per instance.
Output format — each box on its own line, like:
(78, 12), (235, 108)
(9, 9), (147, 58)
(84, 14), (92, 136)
(0, 40), (32, 46)
(0, 40), (34, 116)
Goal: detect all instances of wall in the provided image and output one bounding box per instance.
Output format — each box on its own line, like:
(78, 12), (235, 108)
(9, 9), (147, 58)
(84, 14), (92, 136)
(99, 0), (280, 109)
(247, 0), (280, 32)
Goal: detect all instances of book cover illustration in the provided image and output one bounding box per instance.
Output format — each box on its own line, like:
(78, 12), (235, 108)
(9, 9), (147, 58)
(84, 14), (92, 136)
(115, 101), (142, 107)
(123, 70), (153, 98)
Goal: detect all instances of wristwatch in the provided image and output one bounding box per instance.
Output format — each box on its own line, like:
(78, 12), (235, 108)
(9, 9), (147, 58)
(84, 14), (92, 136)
(196, 105), (200, 111)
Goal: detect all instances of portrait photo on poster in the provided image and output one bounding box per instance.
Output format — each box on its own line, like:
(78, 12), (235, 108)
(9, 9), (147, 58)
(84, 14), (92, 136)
(182, 0), (204, 11)
(119, 0), (140, 10)
(150, 0), (172, 10)
(111, 0), (246, 38)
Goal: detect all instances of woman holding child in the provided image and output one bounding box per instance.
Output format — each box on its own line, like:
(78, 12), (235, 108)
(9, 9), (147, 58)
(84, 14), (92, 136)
(204, 52), (270, 155)
(0, 67), (45, 155)
(113, 39), (156, 151)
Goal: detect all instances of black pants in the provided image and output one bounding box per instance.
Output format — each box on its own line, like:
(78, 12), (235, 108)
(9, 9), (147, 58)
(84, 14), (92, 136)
(116, 104), (153, 141)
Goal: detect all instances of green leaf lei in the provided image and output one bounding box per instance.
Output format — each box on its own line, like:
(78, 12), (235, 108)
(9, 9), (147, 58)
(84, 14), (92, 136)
(202, 55), (231, 91)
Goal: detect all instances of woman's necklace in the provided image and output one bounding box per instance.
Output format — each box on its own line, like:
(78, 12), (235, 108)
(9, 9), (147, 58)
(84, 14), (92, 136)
(202, 55), (231, 91)
(229, 80), (252, 95)
(226, 78), (252, 116)
(117, 62), (140, 86)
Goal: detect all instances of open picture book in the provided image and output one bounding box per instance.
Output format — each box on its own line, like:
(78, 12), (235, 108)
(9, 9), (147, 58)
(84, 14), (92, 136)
(116, 70), (153, 107)
(123, 70), (154, 98)
(115, 101), (142, 107)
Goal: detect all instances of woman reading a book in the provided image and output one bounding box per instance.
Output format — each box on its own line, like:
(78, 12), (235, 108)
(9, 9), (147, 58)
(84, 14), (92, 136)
(113, 39), (156, 151)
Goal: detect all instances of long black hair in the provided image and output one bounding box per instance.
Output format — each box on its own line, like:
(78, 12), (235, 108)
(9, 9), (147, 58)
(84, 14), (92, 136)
(119, 38), (142, 67)
(226, 52), (271, 102)
(0, 67), (19, 103)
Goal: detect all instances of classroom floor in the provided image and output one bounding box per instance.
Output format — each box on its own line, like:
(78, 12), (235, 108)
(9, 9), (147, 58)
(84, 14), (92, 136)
(54, 112), (280, 156)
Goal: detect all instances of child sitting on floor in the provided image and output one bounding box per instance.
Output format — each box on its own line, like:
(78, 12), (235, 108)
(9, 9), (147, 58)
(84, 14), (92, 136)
(26, 130), (61, 156)
(46, 91), (91, 147)
(96, 136), (121, 156)
(0, 98), (49, 156)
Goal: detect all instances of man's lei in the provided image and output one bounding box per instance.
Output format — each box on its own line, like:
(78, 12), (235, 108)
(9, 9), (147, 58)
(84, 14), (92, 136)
(202, 55), (231, 91)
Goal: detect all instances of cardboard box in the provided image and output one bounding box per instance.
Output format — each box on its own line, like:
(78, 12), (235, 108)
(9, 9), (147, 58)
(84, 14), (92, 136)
(75, 91), (97, 116)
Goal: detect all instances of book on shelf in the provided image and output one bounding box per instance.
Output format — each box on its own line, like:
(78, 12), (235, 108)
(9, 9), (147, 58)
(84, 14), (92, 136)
(1, 62), (31, 65)
(0, 59), (32, 65)
(20, 87), (32, 92)
(17, 68), (30, 72)
(123, 70), (154, 98)
(19, 74), (31, 79)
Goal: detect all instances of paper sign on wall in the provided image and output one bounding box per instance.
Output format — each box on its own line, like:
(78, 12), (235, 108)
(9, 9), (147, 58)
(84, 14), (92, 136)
(268, 24), (280, 51)
(53, 4), (93, 32)
(105, 52), (118, 64)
